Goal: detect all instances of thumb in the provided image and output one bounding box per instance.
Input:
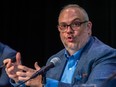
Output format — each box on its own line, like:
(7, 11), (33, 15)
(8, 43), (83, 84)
(34, 62), (41, 71)
(16, 52), (21, 64)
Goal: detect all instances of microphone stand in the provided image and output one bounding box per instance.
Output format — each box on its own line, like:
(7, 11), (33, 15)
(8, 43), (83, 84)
(16, 66), (45, 87)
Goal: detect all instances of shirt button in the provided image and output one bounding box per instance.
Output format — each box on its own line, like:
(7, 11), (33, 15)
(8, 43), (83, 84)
(69, 68), (72, 70)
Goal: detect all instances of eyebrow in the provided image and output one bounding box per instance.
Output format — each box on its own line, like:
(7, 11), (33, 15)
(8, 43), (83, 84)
(59, 18), (82, 25)
(71, 18), (82, 22)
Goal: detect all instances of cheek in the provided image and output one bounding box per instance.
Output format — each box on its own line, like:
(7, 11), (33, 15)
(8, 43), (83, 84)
(75, 29), (83, 36)
(60, 32), (65, 37)
(60, 33), (67, 44)
(60, 33), (64, 41)
(75, 29), (89, 38)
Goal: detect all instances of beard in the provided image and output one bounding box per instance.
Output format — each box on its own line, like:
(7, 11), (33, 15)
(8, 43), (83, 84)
(63, 41), (80, 51)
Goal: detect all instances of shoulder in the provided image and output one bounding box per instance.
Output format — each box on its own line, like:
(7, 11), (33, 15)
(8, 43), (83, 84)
(0, 42), (17, 59)
(83, 37), (116, 64)
(90, 36), (116, 55)
(88, 37), (116, 65)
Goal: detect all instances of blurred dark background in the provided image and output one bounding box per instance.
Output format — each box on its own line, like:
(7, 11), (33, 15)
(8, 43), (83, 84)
(0, 0), (116, 68)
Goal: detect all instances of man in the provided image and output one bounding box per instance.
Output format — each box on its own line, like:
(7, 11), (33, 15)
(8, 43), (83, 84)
(4, 4), (116, 87)
(0, 42), (17, 87)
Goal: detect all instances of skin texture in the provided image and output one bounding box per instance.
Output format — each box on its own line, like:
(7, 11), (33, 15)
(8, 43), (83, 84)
(58, 7), (92, 55)
(4, 52), (42, 87)
(4, 4), (92, 87)
(4, 52), (22, 83)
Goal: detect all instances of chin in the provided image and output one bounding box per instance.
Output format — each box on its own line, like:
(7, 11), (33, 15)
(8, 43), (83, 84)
(67, 45), (77, 50)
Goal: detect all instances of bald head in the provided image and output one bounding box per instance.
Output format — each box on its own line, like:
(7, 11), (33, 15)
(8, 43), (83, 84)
(58, 4), (89, 22)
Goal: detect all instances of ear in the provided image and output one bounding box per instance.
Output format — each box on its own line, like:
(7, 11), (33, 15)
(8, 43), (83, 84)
(57, 25), (61, 32)
(87, 21), (92, 35)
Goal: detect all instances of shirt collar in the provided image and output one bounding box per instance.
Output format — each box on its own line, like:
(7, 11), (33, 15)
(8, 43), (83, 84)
(64, 48), (83, 61)
(64, 37), (91, 60)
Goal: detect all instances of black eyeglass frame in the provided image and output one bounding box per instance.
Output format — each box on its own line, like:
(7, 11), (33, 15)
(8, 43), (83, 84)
(58, 20), (88, 32)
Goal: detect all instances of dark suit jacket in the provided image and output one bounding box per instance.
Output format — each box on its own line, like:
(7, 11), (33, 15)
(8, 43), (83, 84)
(45, 36), (116, 87)
(0, 42), (16, 87)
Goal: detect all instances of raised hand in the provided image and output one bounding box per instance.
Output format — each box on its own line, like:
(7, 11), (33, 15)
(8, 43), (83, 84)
(3, 52), (22, 83)
(16, 62), (43, 87)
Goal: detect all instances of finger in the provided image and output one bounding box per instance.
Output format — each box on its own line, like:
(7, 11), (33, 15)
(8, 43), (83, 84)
(18, 76), (30, 81)
(6, 66), (16, 76)
(6, 66), (15, 74)
(25, 81), (31, 86)
(26, 75), (43, 86)
(3, 59), (10, 64)
(8, 74), (17, 79)
(3, 59), (12, 68)
(16, 71), (27, 77)
(34, 62), (41, 70)
(16, 52), (21, 65)
(17, 65), (33, 72)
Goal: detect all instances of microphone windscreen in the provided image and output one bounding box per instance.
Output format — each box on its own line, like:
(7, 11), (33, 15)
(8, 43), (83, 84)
(50, 57), (61, 66)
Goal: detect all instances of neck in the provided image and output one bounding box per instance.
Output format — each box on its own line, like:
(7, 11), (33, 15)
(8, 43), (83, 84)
(67, 37), (90, 56)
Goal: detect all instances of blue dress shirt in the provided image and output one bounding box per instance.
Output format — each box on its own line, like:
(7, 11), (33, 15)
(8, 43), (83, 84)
(61, 49), (83, 84)
(45, 49), (83, 87)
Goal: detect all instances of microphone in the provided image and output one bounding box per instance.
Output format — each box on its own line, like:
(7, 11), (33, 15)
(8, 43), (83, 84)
(16, 57), (61, 87)
(29, 57), (61, 79)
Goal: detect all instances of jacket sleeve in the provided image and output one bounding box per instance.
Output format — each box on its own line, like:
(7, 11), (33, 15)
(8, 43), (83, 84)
(10, 79), (26, 87)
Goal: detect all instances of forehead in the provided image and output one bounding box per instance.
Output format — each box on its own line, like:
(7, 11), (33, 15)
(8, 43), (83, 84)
(59, 8), (84, 22)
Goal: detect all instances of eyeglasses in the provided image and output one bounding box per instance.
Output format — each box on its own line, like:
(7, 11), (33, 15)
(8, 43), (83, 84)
(58, 20), (88, 32)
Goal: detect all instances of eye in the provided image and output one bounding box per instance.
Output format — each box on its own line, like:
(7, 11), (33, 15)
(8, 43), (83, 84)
(71, 21), (81, 27)
(59, 24), (67, 28)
